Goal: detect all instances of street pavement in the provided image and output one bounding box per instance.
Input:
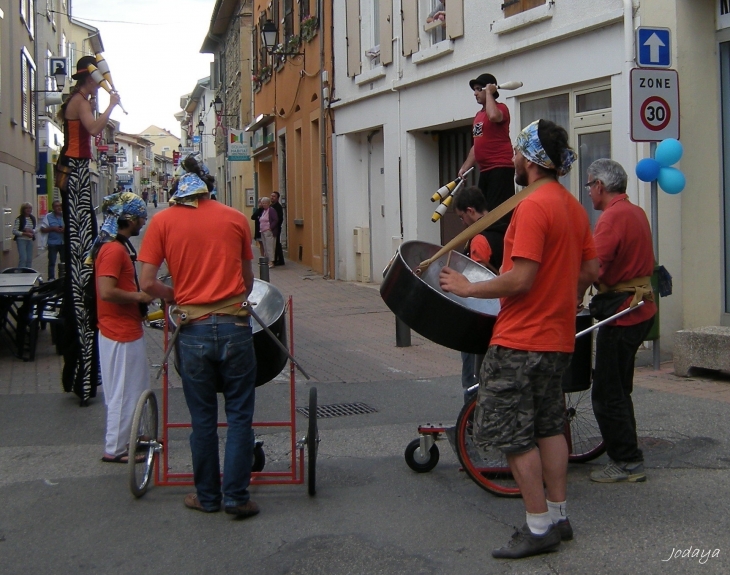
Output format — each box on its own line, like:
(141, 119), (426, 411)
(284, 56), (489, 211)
(1, 202), (729, 574)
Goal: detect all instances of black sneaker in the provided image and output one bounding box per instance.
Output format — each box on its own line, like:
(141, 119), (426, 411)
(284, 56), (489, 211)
(492, 523), (561, 559)
(555, 518), (573, 541)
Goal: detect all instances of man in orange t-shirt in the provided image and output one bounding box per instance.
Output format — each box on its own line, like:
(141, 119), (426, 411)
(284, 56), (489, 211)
(139, 161), (258, 519)
(452, 185), (499, 402)
(440, 120), (599, 559)
(92, 192), (152, 463)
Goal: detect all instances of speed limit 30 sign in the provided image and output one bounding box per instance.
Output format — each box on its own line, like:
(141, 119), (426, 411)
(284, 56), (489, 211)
(630, 68), (679, 142)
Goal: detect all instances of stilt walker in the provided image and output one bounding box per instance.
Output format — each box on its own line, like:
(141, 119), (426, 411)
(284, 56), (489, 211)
(56, 56), (121, 404)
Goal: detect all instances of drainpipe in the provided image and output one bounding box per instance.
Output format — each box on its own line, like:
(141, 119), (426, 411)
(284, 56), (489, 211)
(320, 0), (330, 277)
(624, 0), (639, 204)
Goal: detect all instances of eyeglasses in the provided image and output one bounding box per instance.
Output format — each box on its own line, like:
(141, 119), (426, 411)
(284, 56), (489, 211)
(584, 180), (600, 192)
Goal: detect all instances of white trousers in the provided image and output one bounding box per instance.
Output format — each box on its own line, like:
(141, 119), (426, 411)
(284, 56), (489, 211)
(99, 333), (150, 456)
(262, 229), (275, 263)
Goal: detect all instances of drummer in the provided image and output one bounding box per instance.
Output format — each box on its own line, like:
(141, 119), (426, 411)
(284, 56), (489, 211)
(439, 119), (598, 559)
(452, 185), (501, 402)
(139, 156), (260, 519)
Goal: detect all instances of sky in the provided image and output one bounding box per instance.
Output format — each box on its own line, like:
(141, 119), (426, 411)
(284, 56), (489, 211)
(70, 0), (215, 135)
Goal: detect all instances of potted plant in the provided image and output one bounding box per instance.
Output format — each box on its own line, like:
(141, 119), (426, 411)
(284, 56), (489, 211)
(300, 15), (318, 42)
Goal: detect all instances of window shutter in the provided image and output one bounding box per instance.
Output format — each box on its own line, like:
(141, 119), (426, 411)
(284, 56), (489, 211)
(401, 0), (418, 57)
(379, 0), (393, 66)
(345, 0), (361, 77)
(21, 56), (29, 131)
(446, 0), (464, 40)
(30, 66), (37, 135)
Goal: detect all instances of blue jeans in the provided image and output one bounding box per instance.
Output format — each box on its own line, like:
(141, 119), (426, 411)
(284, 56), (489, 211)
(177, 317), (257, 510)
(47, 244), (64, 279)
(16, 239), (33, 268)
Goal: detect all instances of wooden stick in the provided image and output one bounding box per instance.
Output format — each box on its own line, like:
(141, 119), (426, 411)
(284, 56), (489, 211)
(445, 251), (453, 268)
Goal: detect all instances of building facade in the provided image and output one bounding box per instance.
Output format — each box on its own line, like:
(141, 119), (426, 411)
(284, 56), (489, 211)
(330, 0), (730, 346)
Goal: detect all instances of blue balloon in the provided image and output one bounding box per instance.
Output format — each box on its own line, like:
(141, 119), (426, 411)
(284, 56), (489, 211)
(657, 167), (685, 194)
(635, 158), (661, 182)
(655, 138), (683, 167)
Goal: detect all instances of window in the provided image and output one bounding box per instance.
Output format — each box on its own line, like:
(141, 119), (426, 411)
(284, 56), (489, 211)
(283, 0), (294, 39)
(502, 0), (546, 18)
(423, 0), (446, 44)
(46, 49), (53, 92)
(21, 47), (37, 136)
(520, 83), (612, 227)
(21, 0), (35, 37)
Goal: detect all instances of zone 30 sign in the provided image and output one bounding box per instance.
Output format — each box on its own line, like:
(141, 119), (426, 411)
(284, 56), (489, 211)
(630, 68), (680, 142)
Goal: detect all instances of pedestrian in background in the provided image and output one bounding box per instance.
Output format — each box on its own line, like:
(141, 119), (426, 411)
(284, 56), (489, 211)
(270, 191), (285, 266)
(586, 159), (656, 484)
(41, 200), (65, 280)
(89, 192), (152, 464)
(12, 202), (36, 269)
(251, 198), (265, 258)
(259, 197), (278, 268)
(152, 189), (158, 208)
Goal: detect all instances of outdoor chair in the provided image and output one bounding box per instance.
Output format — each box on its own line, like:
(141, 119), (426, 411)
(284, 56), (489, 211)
(14, 278), (65, 362)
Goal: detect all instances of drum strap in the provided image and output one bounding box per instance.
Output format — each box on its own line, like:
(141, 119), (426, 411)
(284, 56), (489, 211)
(598, 276), (654, 309)
(417, 177), (553, 272)
(171, 293), (249, 325)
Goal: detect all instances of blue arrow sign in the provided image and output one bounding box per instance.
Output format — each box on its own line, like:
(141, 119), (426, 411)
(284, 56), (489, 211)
(637, 27), (671, 68)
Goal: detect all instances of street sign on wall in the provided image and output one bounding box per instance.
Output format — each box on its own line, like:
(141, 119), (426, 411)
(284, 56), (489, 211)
(630, 68), (680, 142)
(636, 27), (671, 68)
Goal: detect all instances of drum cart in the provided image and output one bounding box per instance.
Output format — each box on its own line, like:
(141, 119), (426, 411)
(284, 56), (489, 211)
(128, 287), (319, 499)
(404, 305), (644, 497)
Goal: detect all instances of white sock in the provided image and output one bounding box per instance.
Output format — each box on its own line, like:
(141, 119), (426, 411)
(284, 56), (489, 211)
(547, 499), (567, 523)
(526, 511), (552, 535)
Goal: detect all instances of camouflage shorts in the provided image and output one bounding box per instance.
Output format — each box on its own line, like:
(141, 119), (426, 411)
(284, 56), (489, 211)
(473, 346), (572, 455)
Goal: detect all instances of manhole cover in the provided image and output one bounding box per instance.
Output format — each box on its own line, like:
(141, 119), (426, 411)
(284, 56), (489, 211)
(297, 402), (378, 419)
(638, 436), (674, 452)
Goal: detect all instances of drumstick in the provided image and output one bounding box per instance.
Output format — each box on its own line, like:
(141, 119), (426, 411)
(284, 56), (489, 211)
(497, 81), (523, 90)
(445, 251), (453, 268)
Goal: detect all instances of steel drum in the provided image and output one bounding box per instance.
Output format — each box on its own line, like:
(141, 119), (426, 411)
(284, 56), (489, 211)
(380, 240), (500, 354)
(168, 279), (288, 387)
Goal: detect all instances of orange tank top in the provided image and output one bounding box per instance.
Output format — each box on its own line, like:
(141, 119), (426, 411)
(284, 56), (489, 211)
(62, 119), (93, 159)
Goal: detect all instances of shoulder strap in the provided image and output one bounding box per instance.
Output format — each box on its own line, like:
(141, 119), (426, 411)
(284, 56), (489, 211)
(416, 177), (553, 272)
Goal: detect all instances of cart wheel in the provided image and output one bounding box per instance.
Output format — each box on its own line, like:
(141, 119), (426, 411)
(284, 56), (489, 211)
(307, 386), (319, 496)
(565, 389), (606, 462)
(252, 441), (266, 473)
(455, 397), (521, 498)
(404, 438), (440, 473)
(129, 390), (159, 498)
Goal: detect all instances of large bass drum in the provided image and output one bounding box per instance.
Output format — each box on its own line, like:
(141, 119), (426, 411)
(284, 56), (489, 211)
(168, 279), (288, 387)
(380, 240), (500, 354)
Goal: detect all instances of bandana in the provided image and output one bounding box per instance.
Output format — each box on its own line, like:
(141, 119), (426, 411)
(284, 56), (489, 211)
(170, 172), (209, 207)
(170, 152), (211, 207)
(85, 192), (147, 263)
(515, 120), (577, 177)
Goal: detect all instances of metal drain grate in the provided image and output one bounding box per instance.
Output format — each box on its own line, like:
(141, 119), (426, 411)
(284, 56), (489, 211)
(297, 402), (378, 419)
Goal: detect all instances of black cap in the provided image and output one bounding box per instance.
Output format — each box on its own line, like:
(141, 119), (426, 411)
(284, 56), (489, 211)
(72, 55), (97, 80)
(469, 73), (499, 98)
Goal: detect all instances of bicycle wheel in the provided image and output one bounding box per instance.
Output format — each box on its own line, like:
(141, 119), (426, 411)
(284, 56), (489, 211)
(565, 389), (606, 462)
(455, 397), (521, 498)
(128, 390), (159, 498)
(307, 386), (319, 496)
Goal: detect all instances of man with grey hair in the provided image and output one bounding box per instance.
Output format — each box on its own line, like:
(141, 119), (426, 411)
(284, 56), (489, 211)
(585, 158), (656, 483)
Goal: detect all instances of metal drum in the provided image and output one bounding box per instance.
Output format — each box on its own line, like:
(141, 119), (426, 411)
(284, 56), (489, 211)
(168, 279), (288, 387)
(561, 309), (593, 393)
(380, 240), (500, 354)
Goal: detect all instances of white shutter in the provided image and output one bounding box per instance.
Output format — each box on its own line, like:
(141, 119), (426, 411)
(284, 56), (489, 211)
(401, 0), (419, 57)
(346, 0), (362, 77)
(379, 0), (393, 66)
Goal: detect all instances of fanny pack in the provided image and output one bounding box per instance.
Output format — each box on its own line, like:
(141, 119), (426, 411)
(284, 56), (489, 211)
(54, 157), (72, 192)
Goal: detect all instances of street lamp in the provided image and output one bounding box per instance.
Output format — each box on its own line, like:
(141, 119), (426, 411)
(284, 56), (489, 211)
(32, 70), (67, 93)
(260, 19), (303, 56)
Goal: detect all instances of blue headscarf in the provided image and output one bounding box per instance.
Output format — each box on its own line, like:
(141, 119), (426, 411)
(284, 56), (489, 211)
(515, 120), (577, 177)
(170, 152), (211, 207)
(86, 192), (147, 263)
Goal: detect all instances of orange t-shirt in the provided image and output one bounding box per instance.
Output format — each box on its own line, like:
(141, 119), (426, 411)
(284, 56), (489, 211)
(95, 241), (144, 342)
(468, 235), (493, 266)
(138, 199), (253, 305)
(491, 181), (597, 352)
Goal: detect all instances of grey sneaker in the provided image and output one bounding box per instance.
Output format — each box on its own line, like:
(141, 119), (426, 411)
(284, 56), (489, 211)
(555, 518), (573, 541)
(492, 523), (561, 559)
(590, 460), (646, 483)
